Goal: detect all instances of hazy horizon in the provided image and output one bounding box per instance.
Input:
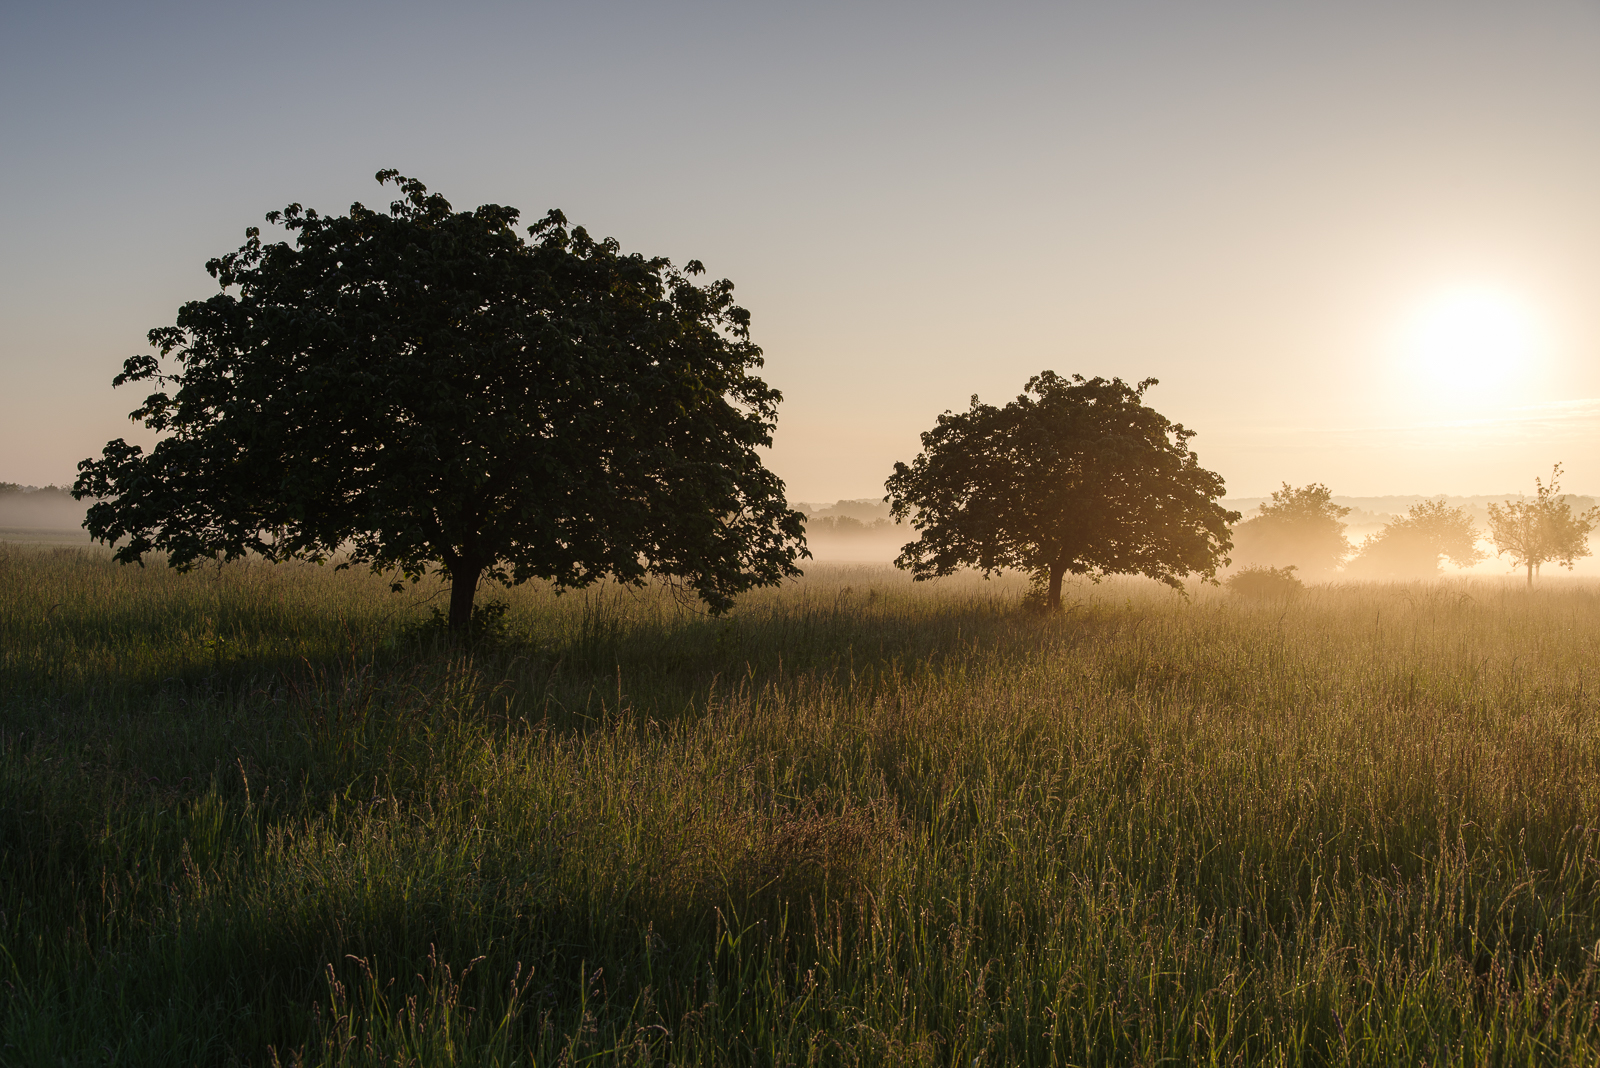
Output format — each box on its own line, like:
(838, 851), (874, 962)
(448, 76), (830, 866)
(13, 485), (1594, 579)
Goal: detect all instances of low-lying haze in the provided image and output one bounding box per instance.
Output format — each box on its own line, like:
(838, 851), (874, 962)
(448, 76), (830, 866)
(9, 485), (1595, 578)
(793, 495), (1600, 578)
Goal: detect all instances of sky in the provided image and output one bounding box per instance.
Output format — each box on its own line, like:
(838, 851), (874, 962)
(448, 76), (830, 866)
(3, 1), (1599, 502)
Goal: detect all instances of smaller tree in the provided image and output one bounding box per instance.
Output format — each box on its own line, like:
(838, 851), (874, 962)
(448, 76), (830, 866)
(1229, 483), (1350, 578)
(884, 373), (1238, 610)
(1486, 464), (1599, 586)
(1346, 499), (1485, 579)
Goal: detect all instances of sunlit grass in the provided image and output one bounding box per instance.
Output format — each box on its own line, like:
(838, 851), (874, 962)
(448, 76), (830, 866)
(3, 544), (1600, 1064)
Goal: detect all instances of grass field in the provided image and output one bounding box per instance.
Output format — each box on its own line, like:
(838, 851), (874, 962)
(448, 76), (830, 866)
(3, 543), (1600, 1066)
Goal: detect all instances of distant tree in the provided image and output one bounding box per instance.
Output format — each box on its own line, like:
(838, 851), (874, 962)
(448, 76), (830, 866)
(74, 171), (805, 632)
(1230, 483), (1350, 578)
(808, 499), (893, 524)
(0, 483), (76, 500)
(1485, 464), (1599, 586)
(0, 486), (72, 498)
(884, 372), (1237, 610)
(805, 515), (891, 537)
(1346, 499), (1486, 579)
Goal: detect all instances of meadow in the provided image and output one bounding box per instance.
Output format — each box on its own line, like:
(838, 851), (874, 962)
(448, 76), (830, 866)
(3, 543), (1600, 1066)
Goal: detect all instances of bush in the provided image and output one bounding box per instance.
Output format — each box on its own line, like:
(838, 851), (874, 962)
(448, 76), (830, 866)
(414, 598), (512, 641)
(1225, 564), (1303, 600)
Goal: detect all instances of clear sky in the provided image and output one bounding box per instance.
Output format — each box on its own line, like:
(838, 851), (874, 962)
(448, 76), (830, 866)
(4, 1), (1598, 501)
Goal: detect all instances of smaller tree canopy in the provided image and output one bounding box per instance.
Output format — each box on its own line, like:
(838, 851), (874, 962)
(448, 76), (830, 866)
(1346, 499), (1485, 579)
(884, 372), (1237, 610)
(1486, 464), (1598, 586)
(1229, 483), (1350, 578)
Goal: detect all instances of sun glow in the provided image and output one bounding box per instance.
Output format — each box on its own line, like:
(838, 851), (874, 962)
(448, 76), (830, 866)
(1400, 286), (1543, 405)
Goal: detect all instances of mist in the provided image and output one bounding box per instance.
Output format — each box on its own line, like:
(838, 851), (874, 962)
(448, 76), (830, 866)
(0, 484), (89, 543)
(791, 489), (1600, 579)
(794, 499), (907, 563)
(5, 477), (1595, 580)
(1225, 492), (1600, 581)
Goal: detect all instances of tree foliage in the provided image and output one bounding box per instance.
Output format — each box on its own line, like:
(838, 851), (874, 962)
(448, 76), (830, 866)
(1485, 464), (1598, 586)
(1230, 483), (1350, 578)
(1346, 499), (1486, 579)
(884, 373), (1237, 610)
(74, 171), (805, 631)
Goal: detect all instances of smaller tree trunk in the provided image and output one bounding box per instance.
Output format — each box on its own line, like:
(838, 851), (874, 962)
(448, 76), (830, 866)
(1046, 564), (1067, 611)
(1526, 561), (1533, 588)
(449, 559), (484, 634)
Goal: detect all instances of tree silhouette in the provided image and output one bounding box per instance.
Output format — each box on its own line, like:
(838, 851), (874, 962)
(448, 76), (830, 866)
(1230, 483), (1350, 578)
(1486, 464), (1598, 586)
(884, 373), (1237, 610)
(1346, 499), (1485, 579)
(74, 172), (805, 631)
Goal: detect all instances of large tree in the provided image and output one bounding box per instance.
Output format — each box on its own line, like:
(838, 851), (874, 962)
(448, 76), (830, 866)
(1229, 483), (1350, 578)
(884, 373), (1237, 610)
(74, 171), (805, 631)
(1486, 464), (1598, 586)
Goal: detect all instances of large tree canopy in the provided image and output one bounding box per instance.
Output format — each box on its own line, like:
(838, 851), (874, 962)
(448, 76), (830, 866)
(884, 372), (1237, 609)
(74, 171), (805, 630)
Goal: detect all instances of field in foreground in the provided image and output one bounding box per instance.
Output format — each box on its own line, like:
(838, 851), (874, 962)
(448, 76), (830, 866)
(3, 547), (1600, 1066)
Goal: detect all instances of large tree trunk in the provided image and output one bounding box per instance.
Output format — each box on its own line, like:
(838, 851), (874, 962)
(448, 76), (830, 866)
(1046, 563), (1067, 611)
(449, 559), (484, 634)
(1526, 561), (1534, 588)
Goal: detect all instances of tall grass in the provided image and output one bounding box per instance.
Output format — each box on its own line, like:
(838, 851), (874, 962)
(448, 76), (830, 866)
(3, 543), (1599, 1065)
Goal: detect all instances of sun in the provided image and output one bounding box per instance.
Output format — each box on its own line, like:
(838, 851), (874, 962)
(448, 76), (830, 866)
(1400, 286), (1542, 403)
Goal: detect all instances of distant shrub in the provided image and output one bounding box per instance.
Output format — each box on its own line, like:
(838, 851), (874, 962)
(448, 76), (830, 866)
(1225, 564), (1303, 600)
